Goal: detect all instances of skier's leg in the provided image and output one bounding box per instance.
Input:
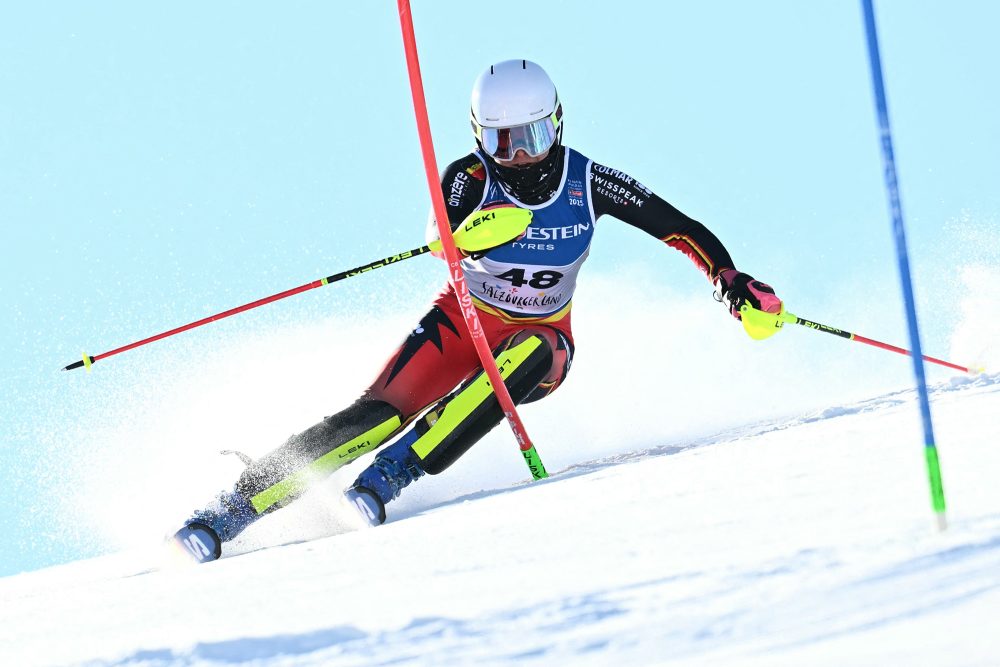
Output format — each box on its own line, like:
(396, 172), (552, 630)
(175, 296), (484, 557)
(174, 395), (405, 557)
(414, 330), (560, 475)
(234, 395), (404, 516)
(347, 326), (572, 524)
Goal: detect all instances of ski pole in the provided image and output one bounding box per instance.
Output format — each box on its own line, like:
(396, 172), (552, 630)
(61, 246), (431, 372)
(740, 304), (981, 374)
(61, 208), (532, 372)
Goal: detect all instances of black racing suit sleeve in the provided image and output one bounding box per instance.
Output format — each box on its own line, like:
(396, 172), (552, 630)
(589, 162), (735, 282)
(436, 153), (488, 230)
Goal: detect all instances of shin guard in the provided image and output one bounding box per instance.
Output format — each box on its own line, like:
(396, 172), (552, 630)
(235, 397), (403, 515)
(411, 334), (553, 475)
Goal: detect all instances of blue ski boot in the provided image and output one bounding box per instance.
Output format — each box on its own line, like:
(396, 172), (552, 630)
(171, 490), (258, 563)
(172, 522), (223, 564)
(345, 428), (425, 526)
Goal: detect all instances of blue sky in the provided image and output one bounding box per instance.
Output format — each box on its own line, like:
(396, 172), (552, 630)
(2, 2), (998, 576)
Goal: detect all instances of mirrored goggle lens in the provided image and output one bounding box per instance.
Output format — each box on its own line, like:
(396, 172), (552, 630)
(481, 117), (557, 161)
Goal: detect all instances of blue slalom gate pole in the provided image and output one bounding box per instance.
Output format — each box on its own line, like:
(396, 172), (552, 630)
(861, 0), (947, 530)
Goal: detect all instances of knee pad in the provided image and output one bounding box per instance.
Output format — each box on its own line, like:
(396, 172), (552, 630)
(411, 334), (553, 475)
(522, 328), (573, 404)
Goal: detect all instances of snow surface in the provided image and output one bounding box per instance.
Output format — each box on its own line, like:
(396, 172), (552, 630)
(3, 371), (999, 666)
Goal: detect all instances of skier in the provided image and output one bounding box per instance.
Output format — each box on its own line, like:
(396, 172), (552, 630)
(172, 59), (782, 563)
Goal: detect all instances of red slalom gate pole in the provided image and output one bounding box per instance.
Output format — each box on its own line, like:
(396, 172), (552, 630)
(396, 0), (547, 479)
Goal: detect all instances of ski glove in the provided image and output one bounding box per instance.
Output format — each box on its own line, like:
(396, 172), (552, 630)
(714, 268), (782, 319)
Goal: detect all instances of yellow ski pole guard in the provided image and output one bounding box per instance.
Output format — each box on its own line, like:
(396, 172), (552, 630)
(739, 304), (794, 340)
(433, 207), (533, 254)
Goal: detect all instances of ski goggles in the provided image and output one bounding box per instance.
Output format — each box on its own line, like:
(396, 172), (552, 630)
(473, 107), (562, 161)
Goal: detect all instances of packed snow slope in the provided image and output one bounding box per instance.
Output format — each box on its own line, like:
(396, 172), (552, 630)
(2, 372), (998, 666)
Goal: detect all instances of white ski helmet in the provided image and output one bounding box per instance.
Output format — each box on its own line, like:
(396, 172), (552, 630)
(470, 59), (563, 162)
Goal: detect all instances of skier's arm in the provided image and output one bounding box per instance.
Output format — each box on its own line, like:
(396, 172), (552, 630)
(589, 162), (735, 282)
(426, 154), (488, 258)
(588, 162), (782, 321)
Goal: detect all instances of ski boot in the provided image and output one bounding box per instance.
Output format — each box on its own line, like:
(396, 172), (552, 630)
(345, 428), (425, 526)
(171, 490), (258, 564)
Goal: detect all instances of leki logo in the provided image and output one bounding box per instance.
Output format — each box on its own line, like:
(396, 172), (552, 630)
(338, 440), (373, 459)
(465, 210), (496, 232)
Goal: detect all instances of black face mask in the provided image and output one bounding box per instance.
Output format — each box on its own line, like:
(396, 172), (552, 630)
(486, 144), (565, 206)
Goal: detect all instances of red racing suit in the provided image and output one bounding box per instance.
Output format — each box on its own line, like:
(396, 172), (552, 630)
(229, 144), (741, 516)
(365, 145), (737, 420)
